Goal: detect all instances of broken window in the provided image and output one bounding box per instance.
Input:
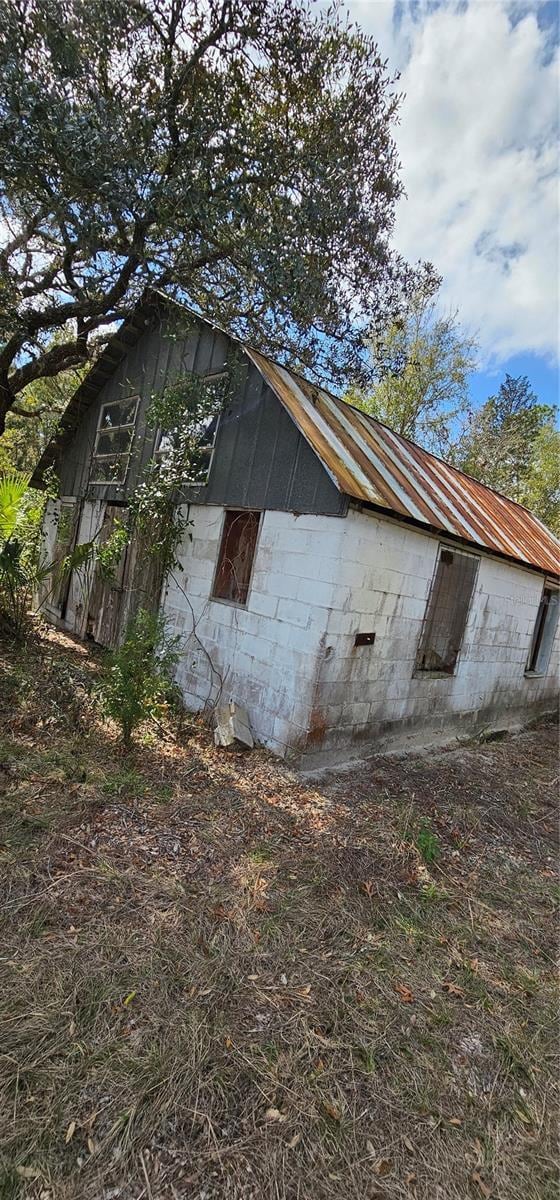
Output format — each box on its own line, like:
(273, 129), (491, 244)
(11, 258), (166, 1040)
(212, 510), (260, 606)
(526, 586), (559, 675)
(415, 546), (479, 674)
(91, 397), (139, 484)
(154, 372), (226, 485)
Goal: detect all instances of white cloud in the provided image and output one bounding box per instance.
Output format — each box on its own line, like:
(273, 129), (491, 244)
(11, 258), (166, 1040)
(345, 0), (559, 365)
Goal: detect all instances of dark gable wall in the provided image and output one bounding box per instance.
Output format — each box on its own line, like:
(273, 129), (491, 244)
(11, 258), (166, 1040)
(57, 314), (346, 518)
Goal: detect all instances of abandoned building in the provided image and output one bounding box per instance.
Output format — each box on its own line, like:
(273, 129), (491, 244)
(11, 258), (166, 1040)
(32, 293), (560, 760)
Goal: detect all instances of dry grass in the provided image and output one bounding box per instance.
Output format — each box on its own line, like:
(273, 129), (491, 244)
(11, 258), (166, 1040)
(0, 628), (558, 1200)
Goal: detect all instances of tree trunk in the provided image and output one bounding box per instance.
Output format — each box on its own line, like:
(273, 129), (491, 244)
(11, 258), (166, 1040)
(0, 374), (14, 437)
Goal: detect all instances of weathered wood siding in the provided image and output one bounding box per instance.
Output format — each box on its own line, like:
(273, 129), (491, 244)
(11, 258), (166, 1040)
(57, 315), (345, 517)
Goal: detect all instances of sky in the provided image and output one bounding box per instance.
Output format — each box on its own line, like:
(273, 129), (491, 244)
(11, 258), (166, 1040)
(344, 0), (559, 409)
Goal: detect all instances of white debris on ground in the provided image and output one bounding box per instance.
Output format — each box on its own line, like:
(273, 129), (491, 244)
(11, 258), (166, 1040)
(214, 701), (254, 750)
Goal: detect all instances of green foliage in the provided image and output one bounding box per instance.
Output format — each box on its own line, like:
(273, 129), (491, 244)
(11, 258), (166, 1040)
(0, 472), (48, 640)
(0, 472), (28, 541)
(94, 368), (232, 584)
(454, 375), (559, 525)
(96, 518), (130, 581)
(349, 294), (478, 454)
(97, 609), (181, 746)
(0, 357), (84, 474)
(0, 0), (436, 428)
(519, 423), (560, 535)
(416, 818), (440, 865)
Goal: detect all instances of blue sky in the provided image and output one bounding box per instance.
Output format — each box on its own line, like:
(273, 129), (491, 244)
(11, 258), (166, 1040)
(344, 0), (559, 413)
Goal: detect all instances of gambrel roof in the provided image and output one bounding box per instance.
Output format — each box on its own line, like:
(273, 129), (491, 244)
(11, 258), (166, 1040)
(32, 292), (560, 578)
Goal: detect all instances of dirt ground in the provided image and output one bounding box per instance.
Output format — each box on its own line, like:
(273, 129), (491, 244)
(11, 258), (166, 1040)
(0, 628), (558, 1200)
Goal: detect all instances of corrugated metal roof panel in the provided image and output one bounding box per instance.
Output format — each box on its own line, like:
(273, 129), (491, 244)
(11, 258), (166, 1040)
(247, 349), (560, 578)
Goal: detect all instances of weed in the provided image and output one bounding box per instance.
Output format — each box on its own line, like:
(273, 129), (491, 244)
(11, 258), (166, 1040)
(420, 880), (448, 903)
(102, 767), (146, 799)
(416, 817), (441, 864)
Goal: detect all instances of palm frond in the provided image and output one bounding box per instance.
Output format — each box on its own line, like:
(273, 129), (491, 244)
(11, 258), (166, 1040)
(0, 472), (29, 542)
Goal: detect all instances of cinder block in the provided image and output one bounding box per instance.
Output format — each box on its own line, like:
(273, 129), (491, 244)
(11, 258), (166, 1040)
(249, 591), (278, 619)
(296, 577), (338, 608)
(276, 597), (312, 629)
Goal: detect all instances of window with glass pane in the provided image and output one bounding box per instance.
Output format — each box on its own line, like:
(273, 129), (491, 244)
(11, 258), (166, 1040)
(212, 510), (260, 605)
(154, 373), (225, 484)
(91, 398), (138, 484)
(526, 587), (559, 675)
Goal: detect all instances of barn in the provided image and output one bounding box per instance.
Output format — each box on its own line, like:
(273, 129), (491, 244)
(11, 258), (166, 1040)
(32, 293), (560, 761)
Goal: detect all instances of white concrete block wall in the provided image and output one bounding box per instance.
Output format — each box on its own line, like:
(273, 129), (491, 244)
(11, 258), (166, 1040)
(162, 505), (344, 755)
(310, 508), (559, 756)
(41, 493), (558, 759)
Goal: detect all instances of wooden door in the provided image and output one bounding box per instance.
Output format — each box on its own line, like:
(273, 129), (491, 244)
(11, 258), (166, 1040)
(86, 505), (130, 648)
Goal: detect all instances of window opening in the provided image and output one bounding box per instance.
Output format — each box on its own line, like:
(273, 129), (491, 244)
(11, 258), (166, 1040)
(212, 510), (260, 606)
(416, 546), (479, 674)
(91, 397), (138, 484)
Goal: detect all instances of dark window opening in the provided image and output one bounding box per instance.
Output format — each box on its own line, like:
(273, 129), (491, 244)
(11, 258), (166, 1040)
(212, 510), (260, 606)
(527, 587), (559, 675)
(416, 546), (479, 674)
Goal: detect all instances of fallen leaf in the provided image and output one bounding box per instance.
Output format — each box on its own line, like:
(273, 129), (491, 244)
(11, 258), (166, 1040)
(264, 1107), (282, 1122)
(442, 981), (465, 998)
(87, 1137), (95, 1155)
(287, 1131), (301, 1149)
(123, 990), (136, 1007)
(322, 1100), (342, 1122)
(405, 1172), (417, 1187)
(472, 1170), (492, 1197)
(65, 1120), (76, 1144)
(16, 1167), (41, 1180)
(394, 983), (414, 1003)
(374, 1158), (393, 1176)
(448, 1117), (463, 1126)
(403, 1135), (414, 1152)
(224, 1035), (233, 1049)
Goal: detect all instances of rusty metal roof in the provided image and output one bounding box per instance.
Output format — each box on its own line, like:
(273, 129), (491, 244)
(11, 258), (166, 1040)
(247, 349), (560, 577)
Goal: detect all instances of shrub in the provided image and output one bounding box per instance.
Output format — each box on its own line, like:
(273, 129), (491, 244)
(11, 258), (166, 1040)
(97, 609), (181, 746)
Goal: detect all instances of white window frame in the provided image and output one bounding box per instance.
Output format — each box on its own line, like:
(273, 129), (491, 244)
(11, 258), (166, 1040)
(153, 371), (227, 486)
(90, 396), (139, 486)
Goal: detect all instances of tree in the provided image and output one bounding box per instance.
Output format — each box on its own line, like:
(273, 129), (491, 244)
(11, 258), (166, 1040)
(348, 293), (477, 455)
(0, 0), (437, 435)
(454, 374), (558, 515)
(519, 422), (560, 536)
(0, 360), (84, 475)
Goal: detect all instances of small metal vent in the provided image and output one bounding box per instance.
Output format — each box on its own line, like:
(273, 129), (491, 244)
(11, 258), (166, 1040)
(354, 631), (376, 647)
